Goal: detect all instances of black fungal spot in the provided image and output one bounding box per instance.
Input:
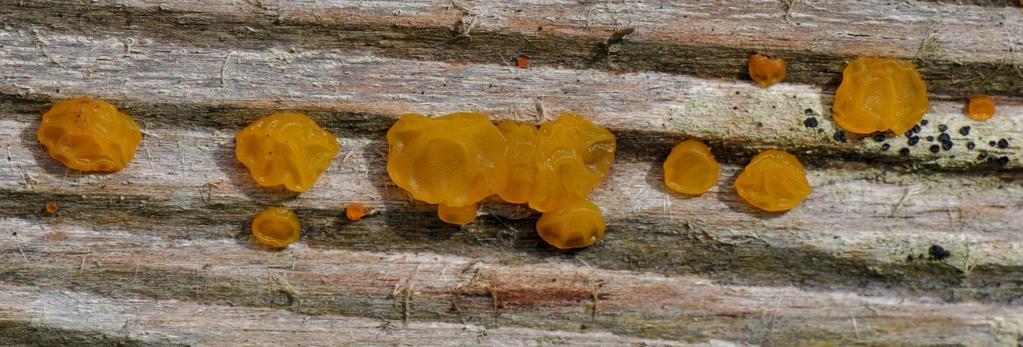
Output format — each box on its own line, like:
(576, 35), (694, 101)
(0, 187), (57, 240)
(872, 134), (885, 142)
(881, 143), (890, 151)
(926, 136), (934, 142)
(833, 130), (847, 143)
(908, 136), (920, 146)
(978, 152), (988, 160)
(997, 139), (1009, 149)
(997, 156), (1010, 165)
(941, 141), (952, 151)
(756, 122), (764, 128)
(938, 133), (951, 143)
(938, 124), (948, 132)
(928, 245), (951, 261)
(967, 142), (976, 150)
(910, 125), (921, 134)
(989, 141), (997, 147)
(958, 126), (971, 136)
(929, 145), (940, 153)
(899, 148), (910, 156)
(803, 117), (818, 128)
(920, 119), (929, 126)
(804, 108), (816, 116)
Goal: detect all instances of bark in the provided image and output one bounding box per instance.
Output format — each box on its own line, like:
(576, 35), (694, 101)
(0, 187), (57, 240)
(1, 1), (1021, 346)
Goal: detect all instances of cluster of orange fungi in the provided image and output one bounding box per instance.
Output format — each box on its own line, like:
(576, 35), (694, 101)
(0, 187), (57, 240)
(386, 112), (615, 249)
(34, 52), (1002, 250)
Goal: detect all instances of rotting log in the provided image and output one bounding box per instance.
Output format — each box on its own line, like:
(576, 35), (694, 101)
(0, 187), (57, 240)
(1, 1), (1022, 346)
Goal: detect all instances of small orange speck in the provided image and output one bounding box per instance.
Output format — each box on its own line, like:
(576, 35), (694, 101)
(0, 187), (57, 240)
(966, 95), (996, 121)
(45, 202), (58, 215)
(345, 203), (369, 221)
(748, 53), (786, 88)
(516, 55), (530, 69)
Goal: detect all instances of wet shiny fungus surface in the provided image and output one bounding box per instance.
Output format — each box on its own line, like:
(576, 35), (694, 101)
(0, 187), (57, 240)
(528, 114), (616, 213)
(832, 57), (930, 135)
(235, 113), (340, 193)
(386, 113), (508, 224)
(496, 120), (539, 204)
(967, 95), (996, 121)
(747, 53), (786, 88)
(251, 207), (301, 248)
(37, 97), (142, 172)
(735, 150), (812, 212)
(663, 139), (719, 195)
(536, 199), (606, 250)
(345, 203), (369, 221)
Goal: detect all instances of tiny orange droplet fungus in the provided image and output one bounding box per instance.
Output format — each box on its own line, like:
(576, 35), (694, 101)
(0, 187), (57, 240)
(37, 97), (142, 172)
(663, 139), (720, 195)
(516, 55), (530, 69)
(748, 53), (786, 88)
(345, 202), (369, 221)
(966, 95), (996, 121)
(45, 202), (58, 215)
(251, 207), (301, 249)
(735, 150), (812, 212)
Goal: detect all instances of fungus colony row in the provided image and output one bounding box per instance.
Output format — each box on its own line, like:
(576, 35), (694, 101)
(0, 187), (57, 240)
(36, 56), (1003, 250)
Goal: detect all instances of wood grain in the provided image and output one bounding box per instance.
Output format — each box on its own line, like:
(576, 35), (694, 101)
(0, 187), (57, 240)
(2, 1), (1022, 345)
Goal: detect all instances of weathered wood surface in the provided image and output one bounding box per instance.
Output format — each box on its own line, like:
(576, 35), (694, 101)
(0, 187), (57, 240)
(1, 1), (1022, 346)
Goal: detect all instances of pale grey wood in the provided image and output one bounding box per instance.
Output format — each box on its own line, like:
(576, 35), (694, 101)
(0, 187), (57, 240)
(1, 1), (1022, 346)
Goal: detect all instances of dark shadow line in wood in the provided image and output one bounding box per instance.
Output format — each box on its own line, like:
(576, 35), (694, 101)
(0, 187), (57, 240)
(2, 188), (1021, 306)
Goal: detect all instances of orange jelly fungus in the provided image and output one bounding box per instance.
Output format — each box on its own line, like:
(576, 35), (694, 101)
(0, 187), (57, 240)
(832, 57), (930, 135)
(536, 199), (606, 250)
(37, 98), (142, 172)
(386, 113), (508, 225)
(748, 53), (786, 88)
(345, 203), (369, 221)
(251, 207), (301, 248)
(967, 95), (996, 121)
(44, 202), (58, 215)
(496, 120), (539, 204)
(528, 114), (616, 213)
(235, 113), (340, 193)
(663, 139), (720, 195)
(735, 150), (812, 212)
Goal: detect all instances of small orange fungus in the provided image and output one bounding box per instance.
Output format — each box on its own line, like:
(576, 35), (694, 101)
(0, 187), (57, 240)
(832, 57), (930, 135)
(528, 114), (616, 213)
(345, 203), (369, 221)
(251, 207), (301, 248)
(966, 95), (996, 121)
(748, 53), (786, 88)
(516, 55), (530, 69)
(235, 113), (340, 193)
(536, 199), (606, 250)
(387, 113), (507, 225)
(45, 202), (58, 215)
(735, 150), (811, 212)
(37, 97), (142, 172)
(663, 139), (719, 195)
